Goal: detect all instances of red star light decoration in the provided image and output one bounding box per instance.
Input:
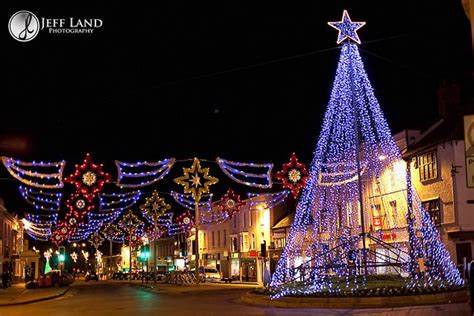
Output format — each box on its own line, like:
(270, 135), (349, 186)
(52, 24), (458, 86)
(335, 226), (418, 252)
(275, 153), (309, 198)
(64, 153), (112, 201)
(175, 210), (195, 229)
(65, 192), (94, 223)
(216, 188), (245, 218)
(51, 220), (76, 246)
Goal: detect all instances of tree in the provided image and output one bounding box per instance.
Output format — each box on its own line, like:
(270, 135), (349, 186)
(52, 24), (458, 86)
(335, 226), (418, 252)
(270, 11), (463, 298)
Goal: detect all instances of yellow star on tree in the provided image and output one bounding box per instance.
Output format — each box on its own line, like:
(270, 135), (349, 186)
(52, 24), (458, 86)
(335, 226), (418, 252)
(174, 158), (218, 202)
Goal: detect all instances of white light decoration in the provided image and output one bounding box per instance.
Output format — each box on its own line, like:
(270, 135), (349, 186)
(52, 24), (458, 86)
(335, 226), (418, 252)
(170, 191), (213, 211)
(247, 190), (290, 209)
(71, 251), (78, 263)
(115, 158), (175, 188)
(99, 191), (142, 212)
(22, 215), (55, 241)
(216, 158), (273, 188)
(19, 185), (62, 211)
(2, 157), (66, 189)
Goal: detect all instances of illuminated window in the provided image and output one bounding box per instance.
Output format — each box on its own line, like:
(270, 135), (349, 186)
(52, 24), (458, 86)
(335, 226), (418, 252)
(418, 151), (438, 182)
(422, 199), (441, 226)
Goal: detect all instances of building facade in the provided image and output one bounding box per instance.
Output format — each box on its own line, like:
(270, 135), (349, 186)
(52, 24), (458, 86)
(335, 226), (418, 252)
(0, 198), (27, 281)
(400, 116), (474, 267)
(189, 197), (289, 282)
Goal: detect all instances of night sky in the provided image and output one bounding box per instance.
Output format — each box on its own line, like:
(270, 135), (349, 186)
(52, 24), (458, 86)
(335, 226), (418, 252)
(3, 1), (472, 214)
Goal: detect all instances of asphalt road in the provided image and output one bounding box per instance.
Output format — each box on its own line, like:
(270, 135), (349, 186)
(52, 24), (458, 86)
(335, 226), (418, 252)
(0, 282), (470, 316)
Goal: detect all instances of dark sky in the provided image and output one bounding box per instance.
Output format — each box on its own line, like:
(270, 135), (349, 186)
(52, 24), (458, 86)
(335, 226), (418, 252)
(2, 1), (472, 213)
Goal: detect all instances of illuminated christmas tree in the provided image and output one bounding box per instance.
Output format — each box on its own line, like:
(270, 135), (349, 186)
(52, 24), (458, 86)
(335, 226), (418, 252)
(270, 11), (463, 298)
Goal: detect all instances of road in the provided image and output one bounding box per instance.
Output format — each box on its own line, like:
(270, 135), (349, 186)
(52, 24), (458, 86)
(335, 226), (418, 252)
(0, 281), (470, 316)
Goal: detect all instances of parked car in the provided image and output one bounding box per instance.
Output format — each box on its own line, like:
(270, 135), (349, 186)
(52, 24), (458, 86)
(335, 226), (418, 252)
(85, 271), (99, 282)
(38, 270), (71, 287)
(204, 267), (221, 281)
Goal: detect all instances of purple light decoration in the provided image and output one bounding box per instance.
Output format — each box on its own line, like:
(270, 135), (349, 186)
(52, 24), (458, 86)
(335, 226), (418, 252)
(270, 11), (463, 298)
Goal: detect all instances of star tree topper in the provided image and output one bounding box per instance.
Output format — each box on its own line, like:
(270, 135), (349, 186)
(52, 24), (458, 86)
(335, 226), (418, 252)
(275, 153), (309, 198)
(328, 10), (366, 44)
(174, 158), (219, 202)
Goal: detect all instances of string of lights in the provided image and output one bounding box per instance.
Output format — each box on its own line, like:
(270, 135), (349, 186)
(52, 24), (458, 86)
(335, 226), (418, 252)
(115, 158), (175, 188)
(2, 157), (66, 189)
(216, 157), (273, 188)
(19, 185), (62, 211)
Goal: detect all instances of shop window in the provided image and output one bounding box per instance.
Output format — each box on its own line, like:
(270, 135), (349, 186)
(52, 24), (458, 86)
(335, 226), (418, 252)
(371, 204), (382, 230)
(418, 151), (438, 182)
(422, 199), (441, 226)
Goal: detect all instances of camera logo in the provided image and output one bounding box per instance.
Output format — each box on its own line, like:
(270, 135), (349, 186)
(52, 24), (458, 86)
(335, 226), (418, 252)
(8, 10), (40, 42)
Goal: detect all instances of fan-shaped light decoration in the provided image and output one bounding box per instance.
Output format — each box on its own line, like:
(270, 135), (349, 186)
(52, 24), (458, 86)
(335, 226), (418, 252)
(115, 158), (175, 188)
(64, 153), (111, 201)
(216, 157), (273, 188)
(99, 191), (142, 212)
(2, 157), (66, 189)
(174, 158), (218, 202)
(170, 191), (212, 211)
(247, 190), (290, 209)
(275, 153), (309, 198)
(22, 217), (53, 241)
(216, 188), (245, 218)
(18, 186), (62, 211)
(88, 232), (104, 249)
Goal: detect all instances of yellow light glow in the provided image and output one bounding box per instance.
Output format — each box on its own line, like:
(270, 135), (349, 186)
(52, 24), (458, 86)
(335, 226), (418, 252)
(21, 218), (31, 231)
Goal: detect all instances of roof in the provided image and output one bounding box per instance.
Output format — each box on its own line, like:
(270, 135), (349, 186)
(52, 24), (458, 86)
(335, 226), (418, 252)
(272, 211), (294, 229)
(402, 115), (466, 158)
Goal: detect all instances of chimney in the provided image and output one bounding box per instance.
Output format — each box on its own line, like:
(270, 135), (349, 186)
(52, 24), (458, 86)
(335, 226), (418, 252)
(436, 79), (461, 119)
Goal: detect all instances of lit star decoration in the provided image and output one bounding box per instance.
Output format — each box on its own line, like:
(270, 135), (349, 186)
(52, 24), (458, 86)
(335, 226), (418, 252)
(275, 153), (309, 198)
(88, 232), (104, 249)
(101, 223), (125, 243)
(216, 188), (245, 218)
(174, 158), (219, 202)
(51, 220), (75, 246)
(70, 251), (78, 263)
(328, 10), (366, 44)
(64, 153), (112, 202)
(65, 193), (94, 222)
(140, 190), (171, 225)
(168, 210), (195, 236)
(118, 210), (144, 247)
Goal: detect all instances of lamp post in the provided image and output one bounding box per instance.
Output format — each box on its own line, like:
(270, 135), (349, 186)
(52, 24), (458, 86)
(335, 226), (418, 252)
(174, 158), (218, 285)
(140, 191), (170, 284)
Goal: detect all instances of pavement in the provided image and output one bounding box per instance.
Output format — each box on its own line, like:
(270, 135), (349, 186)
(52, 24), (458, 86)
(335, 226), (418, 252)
(0, 280), (470, 316)
(0, 283), (69, 306)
